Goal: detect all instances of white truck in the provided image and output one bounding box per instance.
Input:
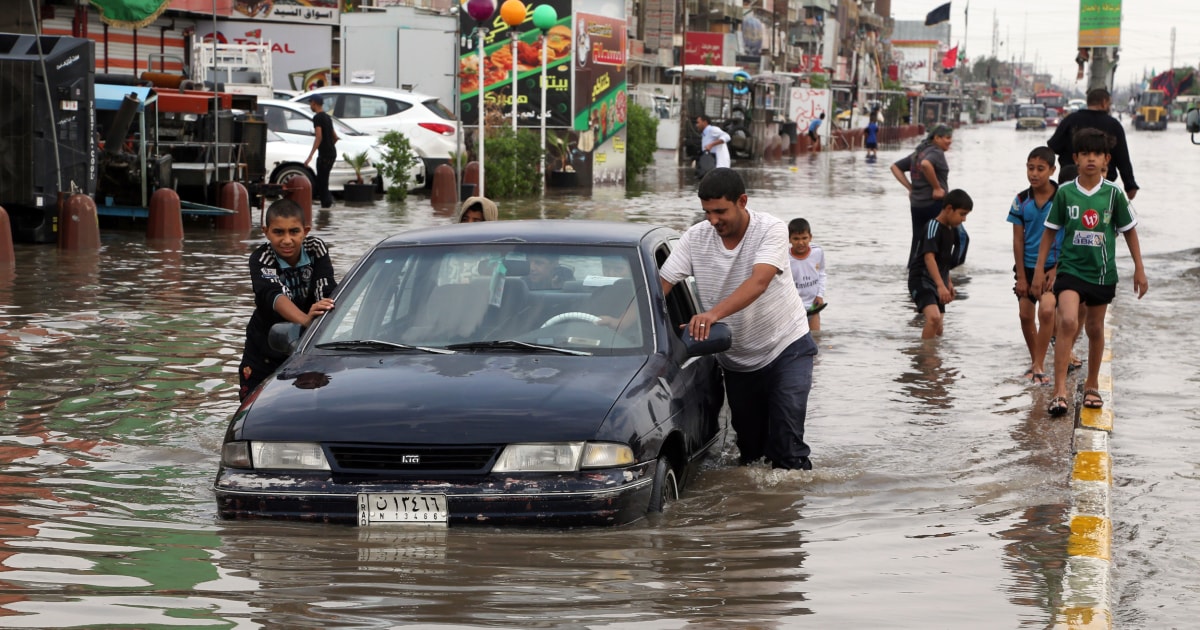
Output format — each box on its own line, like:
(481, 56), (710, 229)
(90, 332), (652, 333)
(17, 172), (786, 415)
(193, 40), (274, 100)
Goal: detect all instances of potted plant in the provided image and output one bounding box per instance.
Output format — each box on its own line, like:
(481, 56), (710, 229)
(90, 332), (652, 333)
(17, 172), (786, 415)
(342, 150), (376, 203)
(545, 133), (579, 188)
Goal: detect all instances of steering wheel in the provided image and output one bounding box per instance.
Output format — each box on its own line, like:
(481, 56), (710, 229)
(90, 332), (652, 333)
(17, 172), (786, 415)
(540, 312), (601, 328)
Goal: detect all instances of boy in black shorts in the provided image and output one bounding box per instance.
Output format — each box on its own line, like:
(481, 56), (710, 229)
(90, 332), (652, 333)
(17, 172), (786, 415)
(1032, 128), (1147, 416)
(908, 189), (973, 339)
(238, 199), (337, 401)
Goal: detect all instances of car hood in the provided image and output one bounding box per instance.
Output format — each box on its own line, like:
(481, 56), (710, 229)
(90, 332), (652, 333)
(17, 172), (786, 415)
(237, 353), (648, 444)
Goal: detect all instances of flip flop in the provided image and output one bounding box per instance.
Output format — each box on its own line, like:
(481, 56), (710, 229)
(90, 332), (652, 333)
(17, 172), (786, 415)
(1068, 358), (1083, 372)
(1082, 389), (1104, 409)
(1032, 372), (1050, 385)
(1023, 368), (1034, 379)
(806, 302), (828, 316)
(1047, 396), (1069, 416)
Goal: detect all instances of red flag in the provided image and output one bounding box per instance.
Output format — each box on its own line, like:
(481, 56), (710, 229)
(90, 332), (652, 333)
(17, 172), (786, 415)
(942, 45), (958, 74)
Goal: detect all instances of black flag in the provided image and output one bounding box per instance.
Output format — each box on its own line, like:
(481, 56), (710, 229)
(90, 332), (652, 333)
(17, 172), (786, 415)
(925, 2), (951, 26)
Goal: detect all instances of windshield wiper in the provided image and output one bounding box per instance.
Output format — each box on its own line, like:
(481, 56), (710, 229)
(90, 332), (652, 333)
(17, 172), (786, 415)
(314, 339), (456, 354)
(445, 340), (592, 356)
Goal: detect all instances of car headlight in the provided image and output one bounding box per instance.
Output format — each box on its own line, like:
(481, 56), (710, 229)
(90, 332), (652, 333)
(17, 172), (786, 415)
(492, 443), (583, 472)
(491, 442), (635, 472)
(222, 441), (331, 470)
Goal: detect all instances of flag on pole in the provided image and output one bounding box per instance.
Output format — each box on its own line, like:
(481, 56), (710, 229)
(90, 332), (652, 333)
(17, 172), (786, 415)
(925, 2), (951, 26)
(89, 0), (172, 29)
(942, 45), (959, 74)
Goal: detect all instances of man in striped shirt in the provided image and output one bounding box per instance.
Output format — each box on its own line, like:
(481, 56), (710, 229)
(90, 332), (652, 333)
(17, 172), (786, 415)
(660, 168), (819, 470)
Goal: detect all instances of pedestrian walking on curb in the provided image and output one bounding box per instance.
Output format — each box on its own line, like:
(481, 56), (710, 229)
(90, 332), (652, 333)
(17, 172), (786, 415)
(1032, 128), (1148, 417)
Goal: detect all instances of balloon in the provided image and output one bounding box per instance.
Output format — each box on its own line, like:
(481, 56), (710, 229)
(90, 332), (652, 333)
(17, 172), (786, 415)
(499, 0), (527, 27)
(466, 0), (496, 23)
(531, 4), (558, 31)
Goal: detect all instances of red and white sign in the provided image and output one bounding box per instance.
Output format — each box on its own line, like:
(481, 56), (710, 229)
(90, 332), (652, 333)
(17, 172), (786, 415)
(684, 32), (724, 65)
(195, 21), (332, 91)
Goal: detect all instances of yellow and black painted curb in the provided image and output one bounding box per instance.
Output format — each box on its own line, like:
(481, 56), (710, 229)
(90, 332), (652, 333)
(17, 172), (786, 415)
(1054, 327), (1113, 629)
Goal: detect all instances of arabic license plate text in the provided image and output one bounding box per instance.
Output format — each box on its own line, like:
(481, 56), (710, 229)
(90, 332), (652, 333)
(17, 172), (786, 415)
(358, 493), (448, 525)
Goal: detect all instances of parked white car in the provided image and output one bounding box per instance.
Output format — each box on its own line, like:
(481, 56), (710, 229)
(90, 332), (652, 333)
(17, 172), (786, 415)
(257, 99), (424, 192)
(263, 129), (377, 194)
(290, 87), (460, 180)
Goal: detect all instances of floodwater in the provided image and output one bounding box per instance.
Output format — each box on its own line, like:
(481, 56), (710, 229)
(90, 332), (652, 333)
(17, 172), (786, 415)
(1, 119), (1197, 628)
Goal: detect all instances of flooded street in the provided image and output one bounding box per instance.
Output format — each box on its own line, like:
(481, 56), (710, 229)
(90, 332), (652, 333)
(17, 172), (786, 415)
(1, 120), (1197, 628)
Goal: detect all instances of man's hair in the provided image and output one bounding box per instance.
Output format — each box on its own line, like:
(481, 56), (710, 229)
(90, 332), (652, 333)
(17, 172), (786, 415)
(819, 112), (826, 119)
(788, 218), (812, 235)
(1027, 146), (1056, 167)
(697, 167), (746, 202)
(696, 114), (711, 124)
(1086, 88), (1110, 106)
(943, 189), (973, 211)
(264, 198), (305, 225)
(1072, 127), (1114, 154)
(929, 123), (954, 139)
(310, 94), (325, 106)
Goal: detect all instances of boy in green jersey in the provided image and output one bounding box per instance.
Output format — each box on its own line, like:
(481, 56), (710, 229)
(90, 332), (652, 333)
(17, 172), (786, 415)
(1032, 128), (1148, 416)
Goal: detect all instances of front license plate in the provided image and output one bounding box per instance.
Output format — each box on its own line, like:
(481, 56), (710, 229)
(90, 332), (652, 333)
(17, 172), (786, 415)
(358, 493), (449, 526)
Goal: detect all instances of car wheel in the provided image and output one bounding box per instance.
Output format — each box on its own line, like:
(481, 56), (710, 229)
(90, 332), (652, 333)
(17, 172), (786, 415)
(647, 456), (679, 513)
(273, 164), (315, 187)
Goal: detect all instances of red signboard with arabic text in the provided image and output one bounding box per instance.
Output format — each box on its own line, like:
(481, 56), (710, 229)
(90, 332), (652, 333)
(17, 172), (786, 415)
(683, 32), (724, 65)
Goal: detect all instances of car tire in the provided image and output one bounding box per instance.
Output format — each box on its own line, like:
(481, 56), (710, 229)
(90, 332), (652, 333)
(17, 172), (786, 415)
(272, 164), (316, 187)
(647, 456), (679, 513)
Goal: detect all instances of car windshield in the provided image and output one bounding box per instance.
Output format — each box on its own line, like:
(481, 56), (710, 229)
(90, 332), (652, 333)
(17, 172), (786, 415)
(422, 99), (457, 121)
(310, 243), (650, 355)
(1019, 105), (1045, 117)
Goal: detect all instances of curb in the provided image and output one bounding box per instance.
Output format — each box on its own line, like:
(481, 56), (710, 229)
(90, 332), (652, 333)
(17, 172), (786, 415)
(1055, 326), (1113, 629)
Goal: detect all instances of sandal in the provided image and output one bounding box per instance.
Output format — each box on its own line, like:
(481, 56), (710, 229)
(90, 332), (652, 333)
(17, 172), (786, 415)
(1082, 389), (1104, 409)
(1068, 357), (1083, 372)
(1048, 396), (1069, 417)
(1031, 372), (1050, 385)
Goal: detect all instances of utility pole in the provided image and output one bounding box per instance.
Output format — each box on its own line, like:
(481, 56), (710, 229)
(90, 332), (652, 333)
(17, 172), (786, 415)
(1169, 26), (1176, 74)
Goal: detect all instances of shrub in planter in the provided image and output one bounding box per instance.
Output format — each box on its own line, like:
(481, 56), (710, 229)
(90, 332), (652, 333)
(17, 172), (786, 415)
(377, 130), (416, 202)
(341, 150), (376, 202)
(483, 127), (541, 198)
(625, 102), (658, 180)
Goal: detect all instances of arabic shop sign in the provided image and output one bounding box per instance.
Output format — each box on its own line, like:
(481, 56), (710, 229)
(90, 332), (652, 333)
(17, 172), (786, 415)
(683, 32), (724, 66)
(232, 0), (340, 25)
(1078, 0), (1121, 47)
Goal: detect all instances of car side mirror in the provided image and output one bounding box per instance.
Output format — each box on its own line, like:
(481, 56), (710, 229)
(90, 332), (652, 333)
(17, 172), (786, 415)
(1186, 108), (1200, 143)
(682, 322), (732, 357)
(268, 322), (302, 356)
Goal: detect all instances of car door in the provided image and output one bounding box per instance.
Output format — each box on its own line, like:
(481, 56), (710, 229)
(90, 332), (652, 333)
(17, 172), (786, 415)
(654, 239), (724, 453)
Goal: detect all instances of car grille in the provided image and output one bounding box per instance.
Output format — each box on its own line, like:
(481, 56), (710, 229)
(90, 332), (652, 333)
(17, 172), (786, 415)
(327, 444), (499, 473)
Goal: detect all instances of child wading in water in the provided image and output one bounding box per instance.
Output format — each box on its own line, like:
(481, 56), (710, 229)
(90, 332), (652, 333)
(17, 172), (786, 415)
(1008, 147), (1063, 385)
(788, 218), (827, 332)
(1032, 128), (1148, 416)
(908, 189), (973, 339)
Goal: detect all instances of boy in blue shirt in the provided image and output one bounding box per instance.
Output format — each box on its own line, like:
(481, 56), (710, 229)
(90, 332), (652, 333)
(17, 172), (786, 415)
(1008, 146), (1063, 384)
(807, 113), (825, 152)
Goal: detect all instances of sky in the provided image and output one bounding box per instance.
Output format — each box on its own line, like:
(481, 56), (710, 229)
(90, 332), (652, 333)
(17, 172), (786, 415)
(891, 1), (1200, 91)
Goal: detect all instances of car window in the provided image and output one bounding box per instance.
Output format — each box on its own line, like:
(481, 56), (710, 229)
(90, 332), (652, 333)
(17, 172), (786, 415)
(342, 95), (397, 119)
(655, 241), (701, 336)
(422, 99), (455, 121)
(387, 99), (414, 116)
(312, 244), (649, 353)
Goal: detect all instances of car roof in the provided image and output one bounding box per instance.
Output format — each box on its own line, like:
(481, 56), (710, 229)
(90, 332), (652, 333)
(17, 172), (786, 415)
(374, 220), (676, 248)
(295, 86), (441, 102)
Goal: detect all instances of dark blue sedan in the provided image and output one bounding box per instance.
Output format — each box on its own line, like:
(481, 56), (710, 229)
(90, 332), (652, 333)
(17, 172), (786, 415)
(215, 221), (730, 526)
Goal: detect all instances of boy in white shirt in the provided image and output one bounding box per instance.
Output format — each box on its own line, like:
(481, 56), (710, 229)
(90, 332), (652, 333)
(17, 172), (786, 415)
(787, 218), (827, 331)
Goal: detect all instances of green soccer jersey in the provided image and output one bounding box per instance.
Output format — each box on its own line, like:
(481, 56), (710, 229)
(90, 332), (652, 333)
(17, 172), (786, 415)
(1046, 179), (1137, 286)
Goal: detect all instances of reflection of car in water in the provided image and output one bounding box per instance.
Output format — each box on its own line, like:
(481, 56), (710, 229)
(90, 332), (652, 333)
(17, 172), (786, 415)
(1016, 104), (1047, 130)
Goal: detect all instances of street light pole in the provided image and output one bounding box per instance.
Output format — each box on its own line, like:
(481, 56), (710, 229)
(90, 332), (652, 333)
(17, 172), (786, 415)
(466, 0), (497, 196)
(531, 4), (558, 195)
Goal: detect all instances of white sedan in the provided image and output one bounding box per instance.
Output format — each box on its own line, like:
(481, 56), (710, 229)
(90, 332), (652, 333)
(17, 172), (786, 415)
(257, 99), (424, 192)
(291, 87), (460, 180)
(264, 129), (377, 194)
